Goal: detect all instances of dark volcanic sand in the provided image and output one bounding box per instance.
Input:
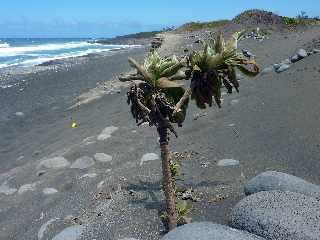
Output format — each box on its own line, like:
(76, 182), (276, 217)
(0, 27), (320, 240)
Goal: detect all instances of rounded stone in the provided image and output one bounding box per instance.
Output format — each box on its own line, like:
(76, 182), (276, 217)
(161, 222), (265, 240)
(217, 159), (240, 167)
(97, 126), (119, 141)
(140, 153), (159, 166)
(38, 157), (70, 169)
(94, 153), (113, 163)
(296, 48), (308, 58)
(230, 191), (320, 240)
(244, 171), (320, 198)
(43, 188), (58, 195)
(275, 64), (290, 73)
(15, 112), (24, 117)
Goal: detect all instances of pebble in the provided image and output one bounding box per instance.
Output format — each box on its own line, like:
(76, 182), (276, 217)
(52, 225), (85, 240)
(38, 157), (70, 169)
(94, 153), (113, 163)
(15, 112), (24, 117)
(0, 181), (17, 195)
(79, 173), (98, 179)
(70, 156), (95, 169)
(140, 153), (159, 166)
(18, 182), (38, 194)
(38, 218), (59, 240)
(230, 99), (239, 105)
(217, 159), (239, 167)
(97, 126), (119, 141)
(162, 222), (265, 240)
(260, 66), (273, 75)
(275, 64), (290, 73)
(43, 188), (58, 195)
(244, 171), (320, 198)
(230, 191), (320, 240)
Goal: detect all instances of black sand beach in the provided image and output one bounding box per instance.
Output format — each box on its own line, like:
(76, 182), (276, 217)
(1, 23), (320, 239)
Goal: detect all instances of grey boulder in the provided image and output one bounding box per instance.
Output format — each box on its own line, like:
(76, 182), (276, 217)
(230, 191), (320, 240)
(244, 171), (320, 198)
(297, 48), (308, 58)
(290, 48), (308, 63)
(161, 222), (265, 240)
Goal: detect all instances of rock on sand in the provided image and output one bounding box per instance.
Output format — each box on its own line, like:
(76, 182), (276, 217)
(94, 153), (113, 163)
(97, 126), (119, 141)
(230, 191), (320, 240)
(38, 157), (70, 169)
(161, 222), (265, 240)
(70, 156), (95, 169)
(244, 171), (320, 198)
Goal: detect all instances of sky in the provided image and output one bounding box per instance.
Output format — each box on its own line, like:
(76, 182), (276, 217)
(0, 0), (319, 38)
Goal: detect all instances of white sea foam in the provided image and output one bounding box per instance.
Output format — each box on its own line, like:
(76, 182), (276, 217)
(0, 42), (10, 48)
(0, 41), (101, 57)
(0, 43), (141, 68)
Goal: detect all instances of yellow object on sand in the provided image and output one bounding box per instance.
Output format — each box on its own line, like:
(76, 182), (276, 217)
(71, 121), (78, 128)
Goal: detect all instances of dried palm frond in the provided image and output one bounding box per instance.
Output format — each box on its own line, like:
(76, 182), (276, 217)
(188, 31), (260, 109)
(124, 52), (191, 134)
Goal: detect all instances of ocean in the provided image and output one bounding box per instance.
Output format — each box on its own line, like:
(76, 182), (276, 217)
(0, 38), (140, 69)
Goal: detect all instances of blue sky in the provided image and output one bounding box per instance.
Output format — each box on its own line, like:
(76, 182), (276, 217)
(0, 0), (319, 38)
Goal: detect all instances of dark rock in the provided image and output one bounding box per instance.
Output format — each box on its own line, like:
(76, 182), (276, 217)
(290, 49), (308, 63)
(242, 49), (255, 58)
(244, 171), (320, 198)
(230, 191), (320, 240)
(297, 48), (308, 58)
(161, 222), (265, 240)
(290, 54), (300, 63)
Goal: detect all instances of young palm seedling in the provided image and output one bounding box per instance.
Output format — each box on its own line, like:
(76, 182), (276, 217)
(120, 31), (260, 230)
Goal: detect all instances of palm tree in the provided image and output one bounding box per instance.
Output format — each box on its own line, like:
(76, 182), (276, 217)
(120, 31), (260, 230)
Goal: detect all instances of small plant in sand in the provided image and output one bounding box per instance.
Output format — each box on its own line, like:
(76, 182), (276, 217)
(120, 31), (260, 230)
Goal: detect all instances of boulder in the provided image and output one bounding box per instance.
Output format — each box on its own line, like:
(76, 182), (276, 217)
(297, 48), (308, 58)
(230, 191), (320, 240)
(244, 171), (320, 198)
(161, 222), (265, 240)
(290, 49), (308, 63)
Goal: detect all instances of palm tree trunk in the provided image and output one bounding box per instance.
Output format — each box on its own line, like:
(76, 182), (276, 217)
(158, 126), (177, 230)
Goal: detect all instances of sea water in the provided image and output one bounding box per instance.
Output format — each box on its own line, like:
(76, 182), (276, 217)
(0, 38), (139, 69)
